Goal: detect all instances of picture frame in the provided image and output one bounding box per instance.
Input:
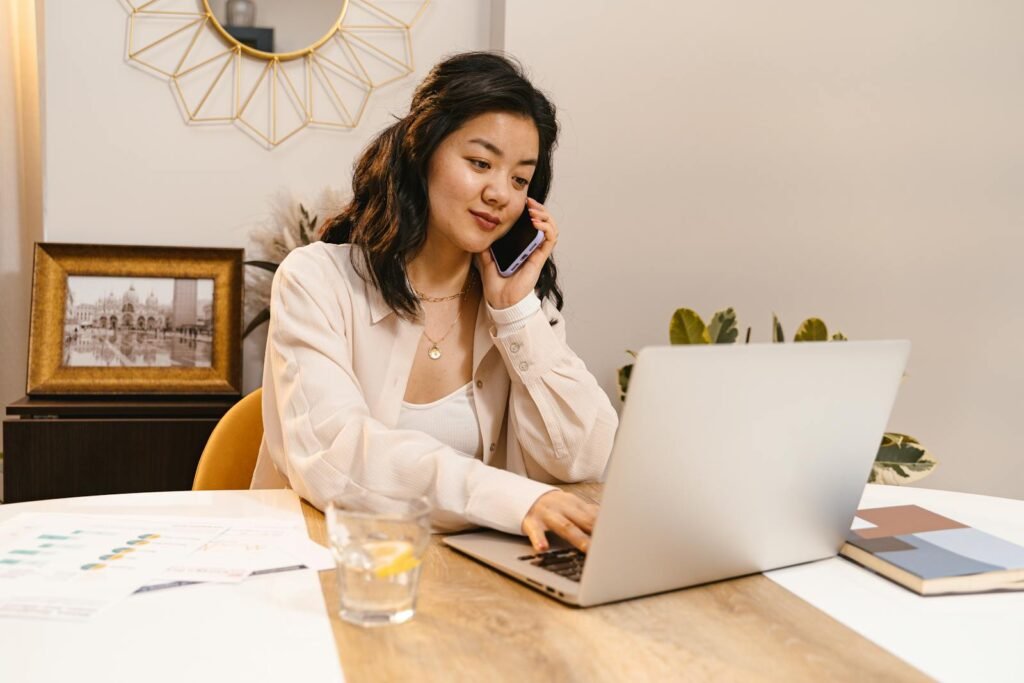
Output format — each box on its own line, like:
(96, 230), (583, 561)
(27, 243), (243, 397)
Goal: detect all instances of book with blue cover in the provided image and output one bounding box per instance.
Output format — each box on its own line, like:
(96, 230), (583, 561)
(840, 505), (1024, 595)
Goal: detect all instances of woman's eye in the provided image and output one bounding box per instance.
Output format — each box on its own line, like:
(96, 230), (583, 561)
(514, 177), (530, 189)
(469, 159), (490, 170)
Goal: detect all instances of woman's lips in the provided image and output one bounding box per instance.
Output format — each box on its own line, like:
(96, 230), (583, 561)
(470, 210), (499, 231)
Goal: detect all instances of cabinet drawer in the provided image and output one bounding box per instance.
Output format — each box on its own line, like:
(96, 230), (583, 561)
(2, 417), (220, 503)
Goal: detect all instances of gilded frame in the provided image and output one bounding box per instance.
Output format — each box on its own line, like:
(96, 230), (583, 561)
(27, 243), (242, 397)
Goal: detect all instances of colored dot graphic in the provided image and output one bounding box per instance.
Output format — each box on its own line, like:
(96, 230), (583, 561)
(126, 533), (160, 546)
(80, 563), (106, 571)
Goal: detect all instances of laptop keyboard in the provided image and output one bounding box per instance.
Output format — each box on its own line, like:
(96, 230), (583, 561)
(518, 547), (586, 583)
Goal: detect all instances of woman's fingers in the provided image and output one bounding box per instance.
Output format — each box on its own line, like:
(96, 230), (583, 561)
(527, 200), (557, 234)
(546, 513), (591, 553)
(564, 498), (598, 534)
(528, 221), (558, 267)
(522, 515), (549, 552)
(522, 492), (598, 554)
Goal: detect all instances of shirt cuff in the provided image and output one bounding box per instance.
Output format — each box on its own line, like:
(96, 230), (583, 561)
(466, 471), (558, 536)
(487, 292), (542, 336)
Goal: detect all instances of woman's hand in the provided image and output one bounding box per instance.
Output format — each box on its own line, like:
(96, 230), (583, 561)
(521, 490), (598, 553)
(475, 197), (558, 310)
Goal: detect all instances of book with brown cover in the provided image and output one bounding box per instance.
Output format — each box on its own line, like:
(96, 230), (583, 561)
(840, 505), (1024, 596)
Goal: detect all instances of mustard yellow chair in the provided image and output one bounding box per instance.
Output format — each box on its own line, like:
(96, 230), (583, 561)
(192, 388), (264, 490)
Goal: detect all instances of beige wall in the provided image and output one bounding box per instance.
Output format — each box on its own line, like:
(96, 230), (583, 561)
(38, 0), (493, 394)
(16, 0), (1024, 500)
(505, 1), (1024, 498)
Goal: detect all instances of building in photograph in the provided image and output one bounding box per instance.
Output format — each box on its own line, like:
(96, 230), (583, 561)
(172, 279), (198, 331)
(72, 284), (170, 331)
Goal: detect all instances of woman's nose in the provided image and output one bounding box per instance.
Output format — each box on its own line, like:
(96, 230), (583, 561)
(482, 180), (509, 206)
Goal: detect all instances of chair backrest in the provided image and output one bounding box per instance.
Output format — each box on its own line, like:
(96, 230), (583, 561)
(192, 388), (264, 490)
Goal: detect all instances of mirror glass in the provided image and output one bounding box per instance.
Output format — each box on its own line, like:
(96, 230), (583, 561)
(211, 0), (346, 55)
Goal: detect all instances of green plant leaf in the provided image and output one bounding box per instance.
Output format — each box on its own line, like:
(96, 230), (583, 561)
(772, 314), (785, 343)
(794, 318), (828, 342)
(870, 432), (937, 485)
(245, 260), (280, 273)
(708, 308), (739, 344)
(243, 307), (271, 338)
(626, 349), (638, 359)
(832, 332), (847, 341)
(876, 443), (926, 464)
(876, 432), (926, 462)
(669, 309), (710, 344)
(869, 460), (937, 484)
(617, 363), (633, 402)
(881, 432), (921, 448)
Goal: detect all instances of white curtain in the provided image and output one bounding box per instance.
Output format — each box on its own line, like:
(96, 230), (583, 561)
(0, 0), (43, 449)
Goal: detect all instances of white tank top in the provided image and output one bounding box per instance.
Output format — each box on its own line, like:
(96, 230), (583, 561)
(397, 382), (483, 459)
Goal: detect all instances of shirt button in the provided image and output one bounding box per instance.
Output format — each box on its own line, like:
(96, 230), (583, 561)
(475, 380), (483, 389)
(510, 342), (520, 353)
(518, 361), (529, 372)
(489, 443), (496, 453)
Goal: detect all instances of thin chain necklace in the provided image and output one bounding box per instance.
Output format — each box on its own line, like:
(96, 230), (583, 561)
(412, 269), (475, 303)
(417, 269), (474, 360)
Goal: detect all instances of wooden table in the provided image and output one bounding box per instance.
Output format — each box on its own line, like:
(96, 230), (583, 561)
(300, 484), (927, 682)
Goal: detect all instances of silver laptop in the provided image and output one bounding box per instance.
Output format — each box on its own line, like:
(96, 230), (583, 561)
(443, 340), (910, 606)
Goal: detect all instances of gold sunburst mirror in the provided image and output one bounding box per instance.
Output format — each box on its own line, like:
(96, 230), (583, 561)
(122, 0), (431, 147)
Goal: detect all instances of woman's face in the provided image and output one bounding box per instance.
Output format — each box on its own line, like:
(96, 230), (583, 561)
(424, 111), (540, 255)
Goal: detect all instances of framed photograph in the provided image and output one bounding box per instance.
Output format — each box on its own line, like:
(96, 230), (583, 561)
(27, 243), (243, 397)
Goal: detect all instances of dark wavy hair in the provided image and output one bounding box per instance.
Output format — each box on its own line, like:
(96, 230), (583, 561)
(321, 51), (562, 320)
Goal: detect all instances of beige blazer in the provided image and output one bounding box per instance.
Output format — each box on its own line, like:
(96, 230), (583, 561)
(250, 242), (618, 535)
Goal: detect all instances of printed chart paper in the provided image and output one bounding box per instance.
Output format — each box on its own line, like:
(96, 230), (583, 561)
(0, 513), (227, 621)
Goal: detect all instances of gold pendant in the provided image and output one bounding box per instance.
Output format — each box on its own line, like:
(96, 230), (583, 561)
(428, 345), (442, 360)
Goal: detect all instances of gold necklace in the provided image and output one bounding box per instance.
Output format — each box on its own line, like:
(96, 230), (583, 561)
(419, 270), (474, 360)
(412, 270), (475, 303)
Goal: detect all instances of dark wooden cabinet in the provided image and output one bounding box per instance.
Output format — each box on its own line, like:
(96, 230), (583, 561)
(3, 397), (235, 503)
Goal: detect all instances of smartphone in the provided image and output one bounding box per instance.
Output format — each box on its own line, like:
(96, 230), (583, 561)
(489, 206), (545, 277)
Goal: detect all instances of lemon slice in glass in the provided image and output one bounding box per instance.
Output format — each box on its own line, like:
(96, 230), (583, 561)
(365, 540), (421, 578)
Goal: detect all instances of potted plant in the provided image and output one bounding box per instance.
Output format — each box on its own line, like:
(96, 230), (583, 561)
(617, 308), (937, 485)
(243, 188), (347, 338)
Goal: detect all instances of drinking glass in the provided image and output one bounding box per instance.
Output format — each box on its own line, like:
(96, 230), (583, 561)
(325, 489), (431, 627)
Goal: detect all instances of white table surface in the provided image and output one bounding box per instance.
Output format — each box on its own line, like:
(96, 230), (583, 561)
(0, 489), (344, 683)
(766, 483), (1024, 683)
(1, 485), (1019, 682)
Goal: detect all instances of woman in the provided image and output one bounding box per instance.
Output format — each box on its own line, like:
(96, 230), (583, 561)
(251, 52), (618, 553)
